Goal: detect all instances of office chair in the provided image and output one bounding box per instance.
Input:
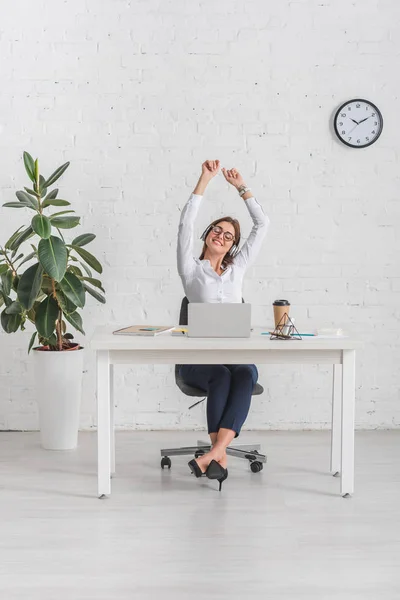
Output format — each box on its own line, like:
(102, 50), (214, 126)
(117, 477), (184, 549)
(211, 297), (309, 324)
(160, 297), (267, 473)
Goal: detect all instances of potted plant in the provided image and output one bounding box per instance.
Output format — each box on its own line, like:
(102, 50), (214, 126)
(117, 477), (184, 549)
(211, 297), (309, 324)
(0, 152), (105, 450)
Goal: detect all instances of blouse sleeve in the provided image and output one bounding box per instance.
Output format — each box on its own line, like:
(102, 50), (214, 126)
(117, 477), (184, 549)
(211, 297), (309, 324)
(177, 193), (203, 279)
(233, 196), (269, 269)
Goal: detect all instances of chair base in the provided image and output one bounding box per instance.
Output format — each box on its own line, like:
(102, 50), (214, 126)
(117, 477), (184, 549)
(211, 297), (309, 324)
(160, 439), (267, 471)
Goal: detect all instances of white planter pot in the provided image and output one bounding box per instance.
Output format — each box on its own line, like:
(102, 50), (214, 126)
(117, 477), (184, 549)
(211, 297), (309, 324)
(33, 346), (84, 450)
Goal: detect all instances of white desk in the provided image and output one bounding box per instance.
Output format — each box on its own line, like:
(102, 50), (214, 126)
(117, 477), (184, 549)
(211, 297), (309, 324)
(90, 328), (362, 498)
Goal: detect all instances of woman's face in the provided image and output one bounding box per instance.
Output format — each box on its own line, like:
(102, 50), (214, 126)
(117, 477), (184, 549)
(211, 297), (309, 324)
(206, 221), (236, 256)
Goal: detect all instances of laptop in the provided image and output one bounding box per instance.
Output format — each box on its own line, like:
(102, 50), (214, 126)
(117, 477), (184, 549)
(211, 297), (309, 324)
(187, 303), (251, 338)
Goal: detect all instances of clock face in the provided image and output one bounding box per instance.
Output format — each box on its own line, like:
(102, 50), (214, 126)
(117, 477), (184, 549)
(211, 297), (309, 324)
(334, 99), (383, 148)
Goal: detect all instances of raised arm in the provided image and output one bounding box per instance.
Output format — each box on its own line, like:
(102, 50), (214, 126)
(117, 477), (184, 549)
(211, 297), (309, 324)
(222, 167), (270, 269)
(177, 160), (220, 278)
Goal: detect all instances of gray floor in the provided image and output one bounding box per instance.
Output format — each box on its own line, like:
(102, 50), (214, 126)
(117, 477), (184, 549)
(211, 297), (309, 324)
(0, 430), (399, 599)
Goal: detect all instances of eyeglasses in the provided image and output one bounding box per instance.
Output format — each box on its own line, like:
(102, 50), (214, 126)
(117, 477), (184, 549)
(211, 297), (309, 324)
(211, 225), (235, 242)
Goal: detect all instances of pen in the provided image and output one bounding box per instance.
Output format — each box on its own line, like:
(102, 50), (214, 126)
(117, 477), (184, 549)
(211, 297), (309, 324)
(295, 333), (316, 336)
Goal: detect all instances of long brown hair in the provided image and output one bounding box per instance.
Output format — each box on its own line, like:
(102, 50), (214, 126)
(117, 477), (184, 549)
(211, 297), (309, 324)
(199, 216), (241, 269)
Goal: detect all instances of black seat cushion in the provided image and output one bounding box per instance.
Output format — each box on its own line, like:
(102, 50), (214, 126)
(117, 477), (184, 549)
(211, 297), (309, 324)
(175, 297), (264, 398)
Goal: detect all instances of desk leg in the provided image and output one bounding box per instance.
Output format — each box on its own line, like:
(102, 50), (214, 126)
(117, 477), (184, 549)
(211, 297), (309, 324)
(330, 364), (342, 476)
(97, 350), (111, 498)
(341, 350), (355, 497)
(110, 364), (115, 476)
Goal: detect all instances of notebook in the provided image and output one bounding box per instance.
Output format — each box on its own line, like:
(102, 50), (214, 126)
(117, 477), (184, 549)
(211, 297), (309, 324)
(113, 325), (174, 336)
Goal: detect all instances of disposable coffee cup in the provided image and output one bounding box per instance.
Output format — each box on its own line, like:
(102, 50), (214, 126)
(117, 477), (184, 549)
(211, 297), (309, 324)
(273, 299), (290, 331)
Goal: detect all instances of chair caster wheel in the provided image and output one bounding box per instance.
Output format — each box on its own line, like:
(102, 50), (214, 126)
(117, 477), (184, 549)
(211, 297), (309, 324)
(194, 449), (205, 459)
(161, 457), (171, 469)
(250, 461), (263, 473)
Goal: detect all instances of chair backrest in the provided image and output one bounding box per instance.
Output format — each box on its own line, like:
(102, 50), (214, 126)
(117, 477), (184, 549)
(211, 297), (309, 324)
(179, 297), (189, 326)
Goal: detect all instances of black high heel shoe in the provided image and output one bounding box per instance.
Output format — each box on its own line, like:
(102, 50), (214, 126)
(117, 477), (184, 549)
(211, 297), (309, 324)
(217, 469), (228, 492)
(188, 459), (205, 478)
(206, 460), (229, 492)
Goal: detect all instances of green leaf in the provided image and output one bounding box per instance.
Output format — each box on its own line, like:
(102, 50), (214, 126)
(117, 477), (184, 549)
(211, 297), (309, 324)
(17, 263), (43, 310)
(5, 301), (23, 315)
(81, 276), (105, 292)
(83, 282), (106, 304)
(41, 275), (53, 295)
(0, 295), (3, 309)
(42, 198), (70, 208)
(31, 214), (51, 239)
(23, 152), (36, 182)
(55, 227), (66, 244)
(5, 226), (24, 249)
(0, 288), (12, 307)
(35, 296), (59, 338)
(43, 188), (58, 201)
(11, 274), (19, 293)
(77, 261), (92, 278)
(0, 264), (9, 275)
(58, 272), (85, 309)
(1, 270), (12, 295)
(28, 331), (37, 353)
(9, 227), (35, 252)
(50, 210), (75, 217)
(71, 233), (96, 247)
(24, 187), (41, 198)
(38, 236), (67, 282)
(15, 191), (38, 210)
(50, 216), (80, 229)
(27, 298), (44, 322)
(72, 246), (102, 274)
(64, 310), (85, 335)
(2, 202), (28, 208)
(44, 162), (70, 187)
(56, 289), (77, 314)
(47, 333), (57, 347)
(67, 265), (83, 277)
(1, 309), (22, 333)
(39, 174), (47, 196)
(16, 251), (37, 268)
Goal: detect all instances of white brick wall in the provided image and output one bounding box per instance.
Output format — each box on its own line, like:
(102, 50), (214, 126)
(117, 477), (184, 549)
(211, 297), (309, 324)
(1, 0), (399, 431)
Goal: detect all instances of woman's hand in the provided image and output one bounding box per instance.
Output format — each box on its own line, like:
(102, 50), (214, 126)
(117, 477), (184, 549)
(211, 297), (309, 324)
(201, 160), (220, 181)
(193, 160), (221, 194)
(222, 167), (246, 190)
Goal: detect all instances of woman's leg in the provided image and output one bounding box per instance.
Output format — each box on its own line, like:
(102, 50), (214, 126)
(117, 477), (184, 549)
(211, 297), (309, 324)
(209, 431), (228, 469)
(206, 365), (258, 469)
(179, 364), (231, 471)
(218, 364), (258, 437)
(209, 432), (218, 444)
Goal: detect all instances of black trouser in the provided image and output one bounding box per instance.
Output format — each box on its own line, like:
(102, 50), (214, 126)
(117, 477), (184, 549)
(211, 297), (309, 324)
(178, 364), (258, 437)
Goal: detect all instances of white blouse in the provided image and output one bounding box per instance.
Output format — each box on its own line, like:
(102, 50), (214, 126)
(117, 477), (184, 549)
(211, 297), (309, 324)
(177, 193), (269, 303)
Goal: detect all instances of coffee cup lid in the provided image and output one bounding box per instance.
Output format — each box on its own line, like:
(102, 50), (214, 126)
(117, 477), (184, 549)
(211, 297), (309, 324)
(273, 299), (290, 306)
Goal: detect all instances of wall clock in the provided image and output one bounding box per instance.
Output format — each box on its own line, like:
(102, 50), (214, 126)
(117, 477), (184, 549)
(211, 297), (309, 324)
(334, 99), (383, 148)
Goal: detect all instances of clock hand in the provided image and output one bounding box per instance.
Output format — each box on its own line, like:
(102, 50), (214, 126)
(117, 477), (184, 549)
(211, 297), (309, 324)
(348, 122), (360, 135)
(350, 118), (359, 125)
(358, 117), (371, 124)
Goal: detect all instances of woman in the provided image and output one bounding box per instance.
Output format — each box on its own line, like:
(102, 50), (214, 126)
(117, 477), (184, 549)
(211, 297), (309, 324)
(177, 159), (269, 490)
